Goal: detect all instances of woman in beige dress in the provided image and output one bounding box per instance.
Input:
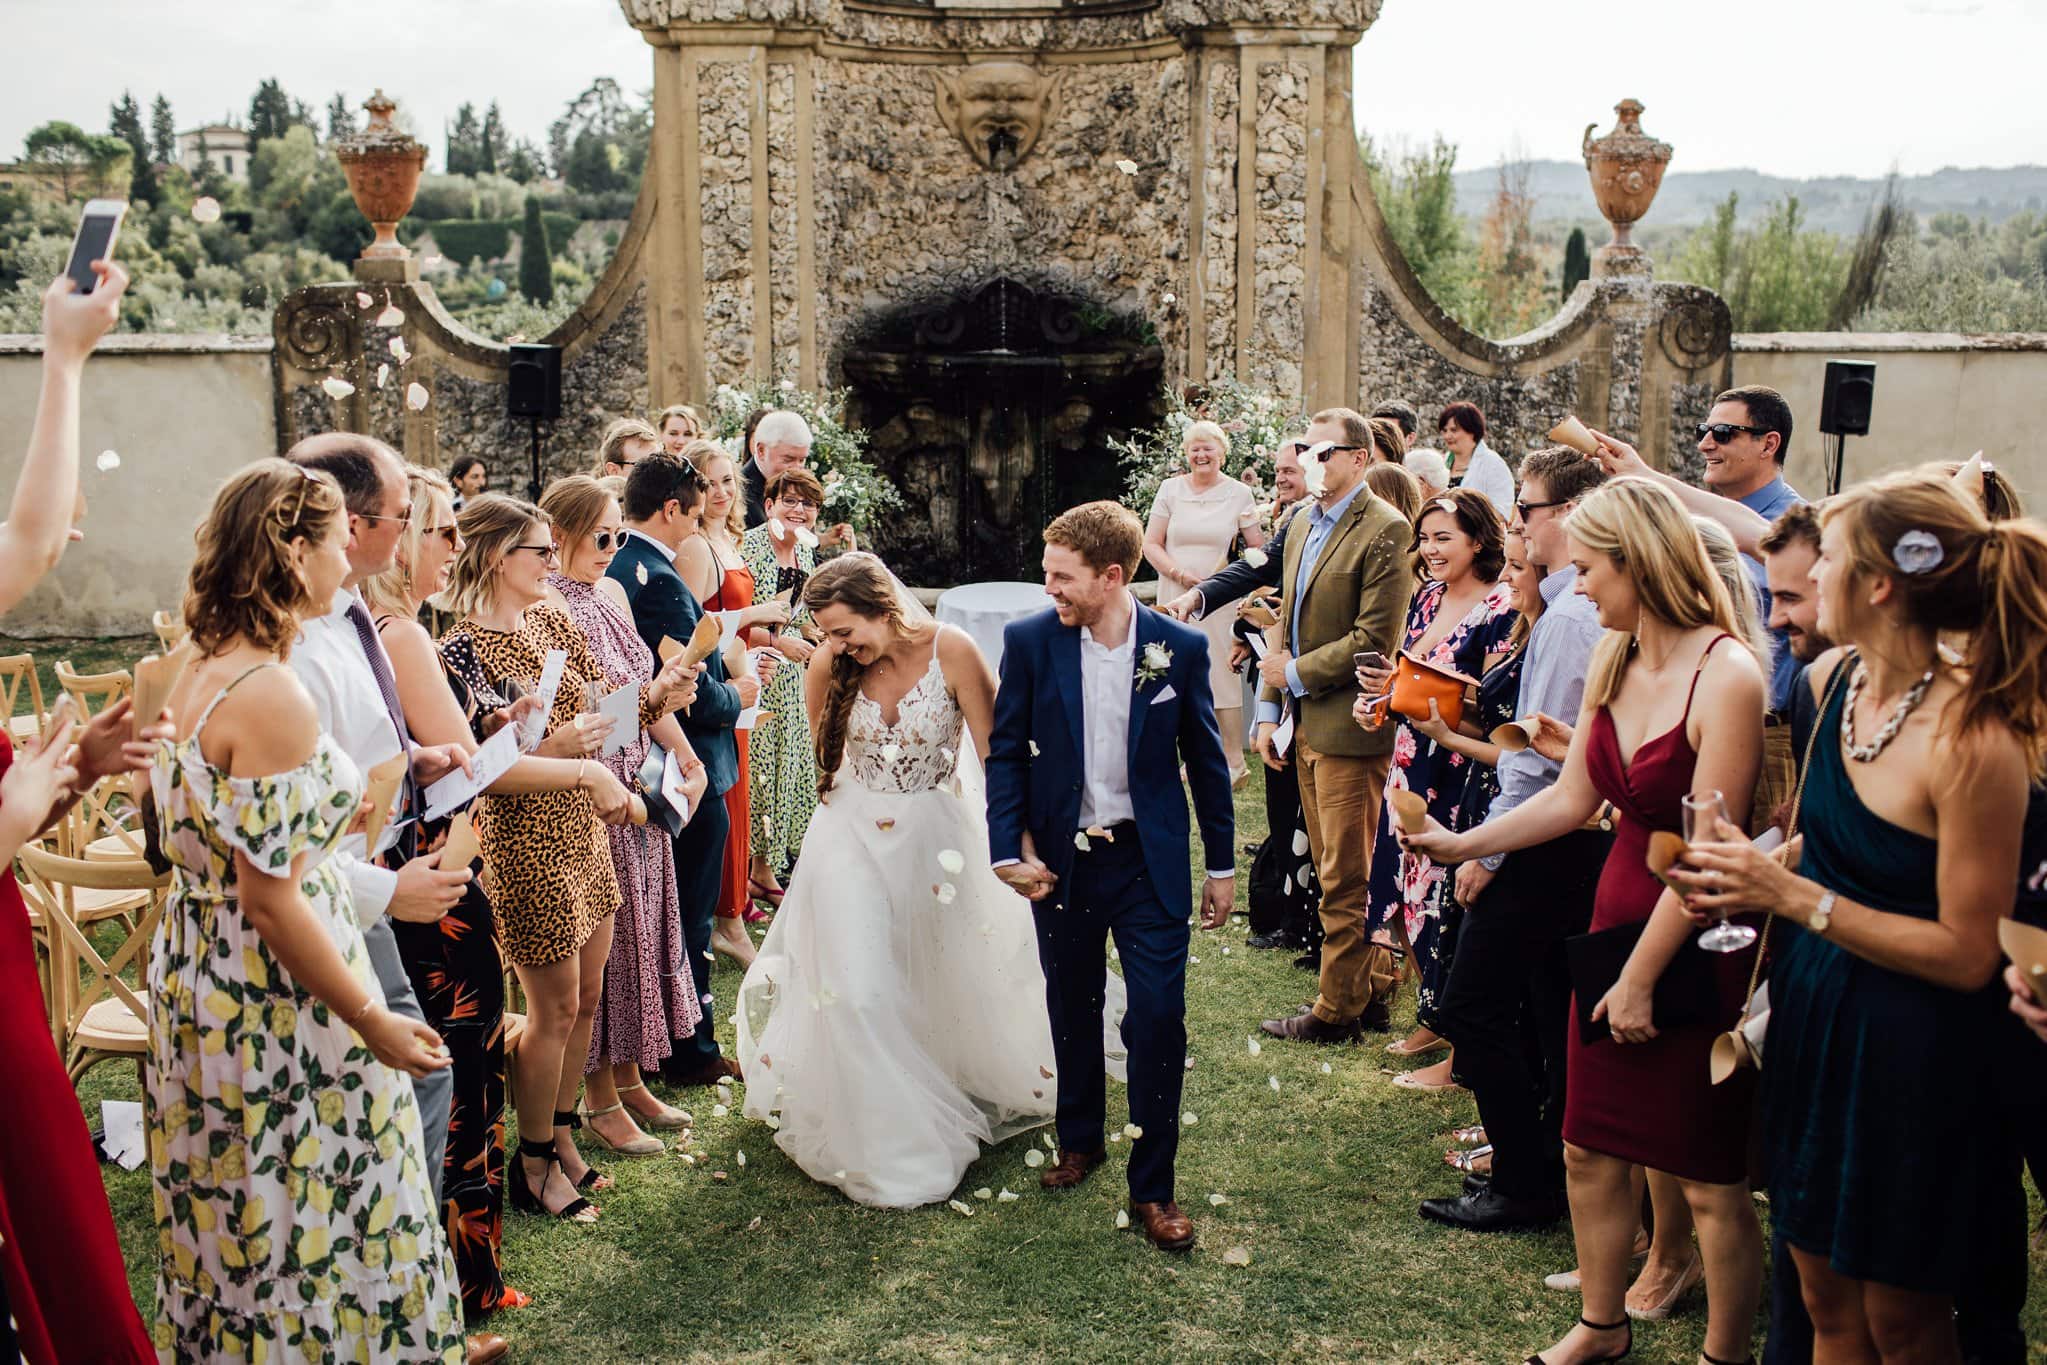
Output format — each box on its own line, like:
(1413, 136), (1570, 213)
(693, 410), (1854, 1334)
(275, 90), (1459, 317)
(1144, 419), (1264, 785)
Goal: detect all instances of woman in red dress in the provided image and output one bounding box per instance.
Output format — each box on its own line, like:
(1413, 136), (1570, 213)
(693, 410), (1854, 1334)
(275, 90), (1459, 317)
(1406, 478), (1768, 1365)
(677, 450), (787, 968)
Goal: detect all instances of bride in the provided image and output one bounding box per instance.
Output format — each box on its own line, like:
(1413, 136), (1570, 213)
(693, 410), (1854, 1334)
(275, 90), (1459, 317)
(735, 552), (1118, 1208)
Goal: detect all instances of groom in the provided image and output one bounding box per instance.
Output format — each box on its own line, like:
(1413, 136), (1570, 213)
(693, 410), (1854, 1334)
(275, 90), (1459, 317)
(987, 501), (1236, 1254)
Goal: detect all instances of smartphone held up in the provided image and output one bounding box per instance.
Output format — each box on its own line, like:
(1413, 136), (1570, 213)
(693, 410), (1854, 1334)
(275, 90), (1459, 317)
(64, 200), (126, 296)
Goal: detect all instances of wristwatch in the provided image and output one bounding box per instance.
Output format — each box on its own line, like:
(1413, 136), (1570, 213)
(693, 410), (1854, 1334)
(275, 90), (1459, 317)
(1808, 889), (1836, 935)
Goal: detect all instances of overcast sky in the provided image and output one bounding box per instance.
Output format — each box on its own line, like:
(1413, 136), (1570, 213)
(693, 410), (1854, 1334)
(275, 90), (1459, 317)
(4, 0), (2041, 181)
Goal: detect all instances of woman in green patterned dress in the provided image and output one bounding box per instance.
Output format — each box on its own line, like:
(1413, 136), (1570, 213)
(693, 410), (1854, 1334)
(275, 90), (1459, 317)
(741, 467), (826, 892)
(147, 460), (462, 1362)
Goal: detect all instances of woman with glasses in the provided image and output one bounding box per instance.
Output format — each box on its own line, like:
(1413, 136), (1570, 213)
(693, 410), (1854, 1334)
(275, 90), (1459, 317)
(741, 467), (827, 899)
(538, 475), (709, 1157)
(440, 494), (690, 1225)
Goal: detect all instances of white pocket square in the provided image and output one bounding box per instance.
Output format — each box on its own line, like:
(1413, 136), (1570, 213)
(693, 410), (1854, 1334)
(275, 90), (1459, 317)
(1150, 685), (1177, 705)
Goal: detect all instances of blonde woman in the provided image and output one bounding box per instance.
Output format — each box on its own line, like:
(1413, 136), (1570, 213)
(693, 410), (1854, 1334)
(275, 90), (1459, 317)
(656, 403), (705, 454)
(149, 461), (462, 1361)
(441, 495), (690, 1223)
(1144, 419), (1264, 785)
(1404, 478), (1767, 1365)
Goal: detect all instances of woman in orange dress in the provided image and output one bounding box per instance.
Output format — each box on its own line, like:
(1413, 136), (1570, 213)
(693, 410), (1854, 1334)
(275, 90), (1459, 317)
(678, 449), (788, 966)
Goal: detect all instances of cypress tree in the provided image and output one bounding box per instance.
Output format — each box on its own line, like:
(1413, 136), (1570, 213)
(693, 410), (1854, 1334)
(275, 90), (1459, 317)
(1561, 227), (1591, 300)
(519, 195), (554, 304)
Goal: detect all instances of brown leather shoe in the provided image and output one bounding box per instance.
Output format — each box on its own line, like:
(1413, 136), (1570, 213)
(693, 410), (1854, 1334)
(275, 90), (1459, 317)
(1260, 1010), (1362, 1044)
(1128, 1200), (1197, 1253)
(465, 1332), (510, 1364)
(1039, 1147), (1106, 1190)
(664, 1055), (743, 1088)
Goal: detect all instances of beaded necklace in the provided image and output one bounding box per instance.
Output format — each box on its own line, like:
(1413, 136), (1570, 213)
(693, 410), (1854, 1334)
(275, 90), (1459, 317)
(1840, 659), (1937, 763)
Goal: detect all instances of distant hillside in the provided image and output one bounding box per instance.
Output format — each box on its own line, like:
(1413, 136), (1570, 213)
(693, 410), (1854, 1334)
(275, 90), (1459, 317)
(1451, 160), (2047, 235)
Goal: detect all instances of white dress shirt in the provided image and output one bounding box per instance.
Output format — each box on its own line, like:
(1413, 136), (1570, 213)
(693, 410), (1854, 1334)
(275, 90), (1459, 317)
(1076, 607), (1138, 829)
(1458, 440), (1518, 520)
(625, 527), (676, 563)
(289, 587), (403, 927)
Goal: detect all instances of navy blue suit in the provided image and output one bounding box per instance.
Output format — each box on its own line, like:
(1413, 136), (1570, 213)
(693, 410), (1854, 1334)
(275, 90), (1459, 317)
(986, 603), (1234, 1201)
(607, 531), (741, 1071)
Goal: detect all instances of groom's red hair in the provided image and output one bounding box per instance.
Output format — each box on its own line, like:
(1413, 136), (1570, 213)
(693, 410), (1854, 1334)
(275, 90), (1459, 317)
(1043, 501), (1142, 580)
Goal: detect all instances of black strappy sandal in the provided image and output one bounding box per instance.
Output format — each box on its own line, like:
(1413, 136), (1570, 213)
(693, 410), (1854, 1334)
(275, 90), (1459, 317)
(1526, 1315), (1631, 1364)
(554, 1109), (614, 1192)
(508, 1136), (598, 1223)
(1700, 1355), (1754, 1365)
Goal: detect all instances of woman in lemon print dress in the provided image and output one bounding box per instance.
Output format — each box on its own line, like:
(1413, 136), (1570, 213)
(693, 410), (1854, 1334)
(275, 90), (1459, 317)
(145, 460), (462, 1363)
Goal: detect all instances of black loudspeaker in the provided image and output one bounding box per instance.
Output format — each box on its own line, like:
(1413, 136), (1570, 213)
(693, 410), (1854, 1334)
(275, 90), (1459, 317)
(507, 344), (562, 420)
(1818, 359), (1876, 437)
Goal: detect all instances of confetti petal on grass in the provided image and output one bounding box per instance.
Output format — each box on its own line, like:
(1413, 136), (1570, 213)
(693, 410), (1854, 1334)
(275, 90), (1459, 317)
(1114, 1209), (1131, 1228)
(998, 1188), (1019, 1202)
(712, 1170), (728, 1181)
(974, 1187), (993, 1200)
(405, 381), (430, 411)
(949, 1199), (975, 1217)
(321, 377), (356, 399)
(747, 1215), (762, 1231)
(191, 196), (221, 224)
(1108, 1133), (1121, 1144)
(1189, 954), (1201, 965)
(711, 1103), (729, 1117)
(1114, 159), (1138, 175)
(1182, 1112), (1198, 1126)
(1269, 1075), (1282, 1092)
(736, 1149), (747, 1167)
(1243, 548), (1268, 568)
(1123, 1123), (1143, 1140)
(1246, 1037), (1262, 1056)
(1024, 1149), (1046, 1168)
(95, 450), (120, 472)
(937, 849), (965, 875)
(1222, 1246), (1252, 1266)
(373, 304), (404, 328)
(1208, 1193), (1231, 1206)
(1321, 1062), (1333, 1074)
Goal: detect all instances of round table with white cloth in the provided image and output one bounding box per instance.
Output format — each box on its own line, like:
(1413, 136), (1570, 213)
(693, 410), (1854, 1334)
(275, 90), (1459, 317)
(935, 581), (1052, 671)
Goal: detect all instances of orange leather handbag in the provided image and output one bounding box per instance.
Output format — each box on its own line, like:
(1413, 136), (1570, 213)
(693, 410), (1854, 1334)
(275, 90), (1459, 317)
(1389, 651), (1478, 732)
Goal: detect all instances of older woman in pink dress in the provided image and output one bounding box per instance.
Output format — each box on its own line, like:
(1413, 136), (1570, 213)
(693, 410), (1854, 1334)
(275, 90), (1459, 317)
(1144, 419), (1265, 786)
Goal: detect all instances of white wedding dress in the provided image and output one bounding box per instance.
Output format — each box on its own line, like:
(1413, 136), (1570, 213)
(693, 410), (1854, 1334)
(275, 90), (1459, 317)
(735, 651), (1122, 1208)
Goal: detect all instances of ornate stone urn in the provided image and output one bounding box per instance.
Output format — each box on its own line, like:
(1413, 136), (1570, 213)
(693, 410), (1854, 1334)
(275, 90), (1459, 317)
(1582, 99), (1671, 271)
(336, 90), (427, 263)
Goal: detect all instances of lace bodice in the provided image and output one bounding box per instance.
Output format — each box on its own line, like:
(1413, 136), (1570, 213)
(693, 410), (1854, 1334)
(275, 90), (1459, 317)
(844, 653), (965, 795)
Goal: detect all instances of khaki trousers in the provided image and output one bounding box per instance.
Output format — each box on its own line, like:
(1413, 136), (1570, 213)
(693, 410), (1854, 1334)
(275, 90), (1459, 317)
(1295, 742), (1396, 1024)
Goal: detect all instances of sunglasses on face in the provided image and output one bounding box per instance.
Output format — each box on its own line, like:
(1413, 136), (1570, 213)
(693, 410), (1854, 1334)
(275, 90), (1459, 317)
(512, 543), (559, 563)
(360, 508), (412, 527)
(590, 530), (621, 551)
(1300, 441), (1362, 464)
(426, 525), (459, 548)
(1515, 498), (1567, 520)
(1695, 422), (1769, 444)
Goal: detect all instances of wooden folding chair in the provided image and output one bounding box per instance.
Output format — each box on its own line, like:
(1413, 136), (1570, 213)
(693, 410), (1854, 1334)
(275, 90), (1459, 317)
(152, 610), (187, 655)
(14, 842), (168, 1083)
(0, 652), (46, 749)
(53, 660), (132, 718)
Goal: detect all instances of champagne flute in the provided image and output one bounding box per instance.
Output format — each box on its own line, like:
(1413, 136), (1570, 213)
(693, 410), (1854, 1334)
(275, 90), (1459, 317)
(1683, 789), (1757, 953)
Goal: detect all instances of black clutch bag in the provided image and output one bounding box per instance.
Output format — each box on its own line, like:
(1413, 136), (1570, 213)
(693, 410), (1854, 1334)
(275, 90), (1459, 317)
(1564, 920), (1726, 1045)
(636, 748), (685, 839)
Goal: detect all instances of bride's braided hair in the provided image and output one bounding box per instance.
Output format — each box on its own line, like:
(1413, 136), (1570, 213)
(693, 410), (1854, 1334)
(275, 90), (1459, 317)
(804, 553), (921, 799)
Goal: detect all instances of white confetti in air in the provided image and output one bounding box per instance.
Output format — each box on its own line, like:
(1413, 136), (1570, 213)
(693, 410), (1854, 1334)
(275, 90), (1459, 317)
(794, 526), (819, 550)
(191, 196), (221, 224)
(1024, 1149), (1045, 1168)
(768, 517), (787, 539)
(937, 849), (965, 875)
(1161, 292), (1176, 305)
(1114, 159), (1138, 175)
(405, 382), (430, 411)
(779, 379), (796, 391)
(1246, 1036), (1262, 1056)
(997, 1188), (1019, 1202)
(936, 883), (957, 905)
(373, 304), (404, 328)
(1086, 825), (1115, 843)
(375, 362), (390, 389)
(635, 562), (648, 585)
(320, 377), (355, 399)
(1222, 1246), (1252, 1266)
(424, 253), (443, 267)
(1269, 1075), (1282, 1092)
(1029, 741), (1040, 756)
(1243, 548), (1268, 568)
(1073, 831), (1090, 851)
(388, 336), (410, 364)
(1208, 1193), (1231, 1206)
(974, 1187), (993, 1200)
(1123, 1123), (1143, 1140)
(506, 333), (526, 345)
(1291, 830), (1310, 856)
(879, 742), (903, 763)
(1182, 1112), (1198, 1126)
(832, 1170), (847, 1180)
(354, 291), (374, 310)
(1114, 1209), (1130, 1228)
(95, 450), (120, 472)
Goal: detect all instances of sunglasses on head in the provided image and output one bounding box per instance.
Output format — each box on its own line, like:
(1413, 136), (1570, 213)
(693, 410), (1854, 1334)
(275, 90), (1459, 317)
(1695, 422), (1769, 444)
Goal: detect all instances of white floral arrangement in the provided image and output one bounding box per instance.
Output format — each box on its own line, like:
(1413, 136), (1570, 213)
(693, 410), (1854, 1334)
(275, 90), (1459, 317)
(1113, 378), (1305, 521)
(711, 378), (904, 535)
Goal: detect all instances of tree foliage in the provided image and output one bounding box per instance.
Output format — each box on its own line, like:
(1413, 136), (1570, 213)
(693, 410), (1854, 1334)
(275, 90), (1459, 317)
(326, 93), (356, 143)
(1469, 157), (1549, 337)
(150, 94), (177, 166)
(1671, 193), (1849, 331)
(109, 92), (156, 207)
(23, 120), (130, 200)
(1365, 135), (1472, 322)
(518, 195), (554, 304)
(1561, 227), (1590, 300)
(248, 79), (311, 143)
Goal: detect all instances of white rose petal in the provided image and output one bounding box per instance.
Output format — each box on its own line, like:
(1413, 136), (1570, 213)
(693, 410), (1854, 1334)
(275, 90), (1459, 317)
(997, 1188), (1019, 1202)
(320, 377), (356, 399)
(1243, 548), (1268, 568)
(1321, 1062), (1333, 1074)
(635, 562), (649, 584)
(794, 526), (819, 550)
(1182, 1112), (1198, 1126)
(768, 517), (787, 538)
(938, 849), (966, 875)
(1123, 1123), (1143, 1140)
(1189, 955), (1201, 965)
(1161, 292), (1176, 305)
(405, 382), (430, 411)
(1024, 1149), (1046, 1168)
(191, 196), (221, 224)
(1269, 1075), (1282, 1092)
(832, 1170), (847, 1180)
(879, 742), (903, 763)
(1074, 831), (1090, 851)
(711, 1103), (729, 1117)
(1108, 1133), (1122, 1144)
(373, 304), (405, 328)
(1144, 643), (1172, 670)
(1029, 741), (1040, 756)
(95, 449), (120, 472)
(1246, 1036), (1262, 1056)
(354, 291), (374, 310)
(1222, 1246), (1253, 1267)
(736, 1149), (747, 1167)
(1208, 1193), (1231, 1206)
(1222, 947), (1231, 956)
(1291, 830), (1310, 856)
(747, 1215), (763, 1231)
(936, 882), (957, 905)
(375, 362), (390, 389)
(949, 1199), (975, 1217)
(1114, 1209), (1131, 1228)
(1114, 159), (1138, 175)
(974, 1187), (993, 1200)
(388, 336), (410, 364)
(1043, 1131), (1057, 1147)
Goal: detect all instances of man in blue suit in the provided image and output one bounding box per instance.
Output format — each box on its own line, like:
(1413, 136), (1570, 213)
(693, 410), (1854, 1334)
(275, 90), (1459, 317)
(608, 455), (757, 1086)
(986, 501), (1236, 1254)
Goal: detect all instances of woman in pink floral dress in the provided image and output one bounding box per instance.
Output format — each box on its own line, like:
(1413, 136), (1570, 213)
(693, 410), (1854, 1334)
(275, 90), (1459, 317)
(1361, 489), (1513, 1079)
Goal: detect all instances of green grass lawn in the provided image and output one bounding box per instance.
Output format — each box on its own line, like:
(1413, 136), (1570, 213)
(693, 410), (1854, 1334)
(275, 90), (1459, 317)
(63, 741), (2046, 1360)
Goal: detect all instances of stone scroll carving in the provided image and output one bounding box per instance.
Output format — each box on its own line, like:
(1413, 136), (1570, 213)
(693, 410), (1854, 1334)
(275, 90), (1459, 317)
(934, 62), (1063, 171)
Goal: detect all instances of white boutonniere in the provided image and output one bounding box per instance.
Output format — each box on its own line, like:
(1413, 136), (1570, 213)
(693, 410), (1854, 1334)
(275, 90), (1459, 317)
(1135, 641), (1173, 688)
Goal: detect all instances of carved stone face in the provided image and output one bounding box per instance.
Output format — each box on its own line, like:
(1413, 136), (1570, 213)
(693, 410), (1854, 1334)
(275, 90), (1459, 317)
(935, 62), (1059, 171)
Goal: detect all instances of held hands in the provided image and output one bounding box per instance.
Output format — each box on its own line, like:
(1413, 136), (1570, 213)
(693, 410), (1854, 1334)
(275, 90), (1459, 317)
(355, 1004), (451, 1078)
(43, 262), (131, 366)
(996, 830), (1058, 901)
(1199, 875), (1235, 930)
(1160, 589), (1203, 622)
(1591, 973), (1658, 1044)
(1253, 721), (1286, 773)
(387, 851), (471, 924)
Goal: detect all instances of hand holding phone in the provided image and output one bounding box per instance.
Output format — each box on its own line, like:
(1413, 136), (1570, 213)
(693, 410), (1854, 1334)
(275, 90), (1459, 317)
(63, 201), (126, 297)
(44, 202), (129, 364)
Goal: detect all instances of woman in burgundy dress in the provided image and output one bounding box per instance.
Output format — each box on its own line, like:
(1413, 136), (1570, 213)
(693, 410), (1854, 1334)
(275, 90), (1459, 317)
(1405, 478), (1768, 1365)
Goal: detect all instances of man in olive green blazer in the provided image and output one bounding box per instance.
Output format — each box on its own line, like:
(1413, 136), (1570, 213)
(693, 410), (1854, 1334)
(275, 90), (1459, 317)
(1252, 408), (1412, 1042)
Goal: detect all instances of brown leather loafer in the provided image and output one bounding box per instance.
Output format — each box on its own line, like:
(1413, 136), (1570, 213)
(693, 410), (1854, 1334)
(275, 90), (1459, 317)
(664, 1055), (743, 1088)
(1260, 1010), (1361, 1044)
(465, 1332), (510, 1364)
(1128, 1199), (1197, 1253)
(1039, 1147), (1107, 1190)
